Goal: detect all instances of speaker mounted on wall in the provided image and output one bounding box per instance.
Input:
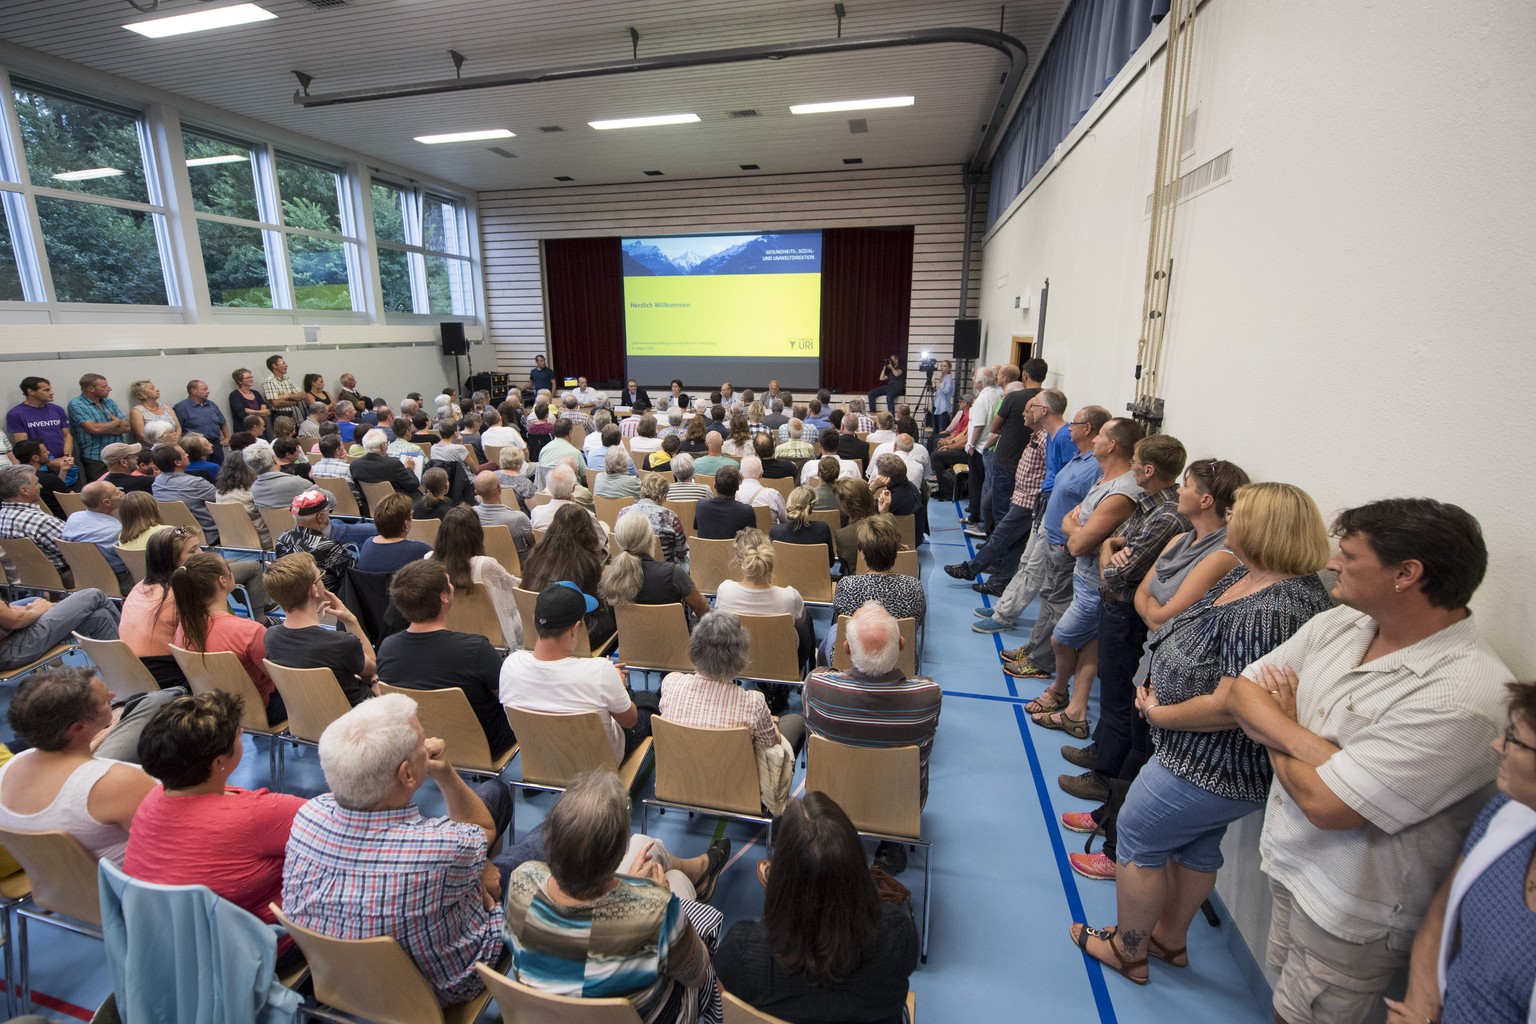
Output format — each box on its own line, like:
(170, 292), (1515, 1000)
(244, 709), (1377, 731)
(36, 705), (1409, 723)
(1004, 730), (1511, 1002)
(952, 318), (981, 360)
(440, 322), (468, 356)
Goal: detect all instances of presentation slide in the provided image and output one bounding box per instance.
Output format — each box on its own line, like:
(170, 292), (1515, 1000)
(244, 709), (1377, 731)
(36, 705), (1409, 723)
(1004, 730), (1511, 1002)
(622, 231), (822, 392)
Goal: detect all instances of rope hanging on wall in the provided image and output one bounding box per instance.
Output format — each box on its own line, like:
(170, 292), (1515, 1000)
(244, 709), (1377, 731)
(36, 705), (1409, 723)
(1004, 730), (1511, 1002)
(1131, 0), (1200, 434)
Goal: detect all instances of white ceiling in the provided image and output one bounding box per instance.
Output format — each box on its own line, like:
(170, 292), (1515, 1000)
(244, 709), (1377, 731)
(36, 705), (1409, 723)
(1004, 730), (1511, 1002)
(1, 0), (1071, 192)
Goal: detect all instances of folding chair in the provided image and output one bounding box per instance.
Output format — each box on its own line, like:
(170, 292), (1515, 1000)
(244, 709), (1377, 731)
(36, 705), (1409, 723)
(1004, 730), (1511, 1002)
(474, 962), (642, 1023)
(479, 523), (522, 576)
(761, 476), (794, 500)
(113, 545), (147, 586)
(832, 615), (919, 677)
(357, 480), (397, 517)
(263, 660), (353, 755)
(312, 476), (362, 518)
(444, 585), (508, 648)
(376, 683), (517, 779)
(808, 509), (841, 532)
(770, 541), (835, 605)
(72, 634), (160, 697)
(593, 495), (634, 530)
(641, 719), (775, 847)
(52, 490), (87, 518)
(735, 613), (804, 688)
(805, 734), (933, 962)
(154, 501), (207, 545)
(511, 587), (611, 656)
(170, 645), (287, 785)
(206, 501), (271, 558)
(0, 537), (71, 596)
(662, 499), (698, 538)
(407, 517), (439, 548)
(0, 643), (77, 688)
(891, 513), (918, 550)
(687, 536), (738, 598)
(0, 828), (103, 1015)
(503, 708), (652, 800)
(258, 506), (296, 543)
(613, 603), (693, 685)
(56, 541), (124, 598)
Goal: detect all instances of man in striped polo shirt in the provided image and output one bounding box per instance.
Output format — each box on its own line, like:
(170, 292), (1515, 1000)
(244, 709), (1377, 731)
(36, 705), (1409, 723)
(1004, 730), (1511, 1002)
(804, 601), (942, 874)
(1227, 498), (1512, 1024)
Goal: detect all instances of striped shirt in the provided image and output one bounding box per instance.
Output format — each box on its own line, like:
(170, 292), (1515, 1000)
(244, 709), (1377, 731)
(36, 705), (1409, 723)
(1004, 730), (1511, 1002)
(804, 666), (942, 803)
(659, 673), (779, 748)
(282, 795), (501, 1005)
(1249, 606), (1513, 944)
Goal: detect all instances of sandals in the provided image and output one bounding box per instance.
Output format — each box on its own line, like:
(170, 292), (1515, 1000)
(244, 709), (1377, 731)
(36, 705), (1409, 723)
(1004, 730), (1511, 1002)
(1070, 923), (1148, 985)
(1032, 708), (1090, 740)
(1148, 935), (1189, 968)
(1023, 688), (1068, 715)
(694, 839), (732, 902)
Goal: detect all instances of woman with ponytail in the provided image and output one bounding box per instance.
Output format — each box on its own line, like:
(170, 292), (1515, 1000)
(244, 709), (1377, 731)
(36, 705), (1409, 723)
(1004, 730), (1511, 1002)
(598, 514), (710, 621)
(171, 552), (284, 724)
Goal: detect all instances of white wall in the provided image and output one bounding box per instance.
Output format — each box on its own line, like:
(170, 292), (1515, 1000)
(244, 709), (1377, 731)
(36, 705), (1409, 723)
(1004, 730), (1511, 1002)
(979, 0), (1536, 980)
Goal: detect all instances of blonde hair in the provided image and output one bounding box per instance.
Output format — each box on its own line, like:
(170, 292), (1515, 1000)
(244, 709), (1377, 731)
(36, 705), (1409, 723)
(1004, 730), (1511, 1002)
(129, 380), (155, 404)
(732, 527), (775, 582)
(598, 514), (655, 606)
(785, 485), (815, 528)
(1228, 482), (1330, 575)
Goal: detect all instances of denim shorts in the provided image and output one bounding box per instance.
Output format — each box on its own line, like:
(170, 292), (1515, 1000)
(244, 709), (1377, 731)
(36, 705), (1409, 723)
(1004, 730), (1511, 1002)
(1116, 757), (1263, 873)
(1051, 561), (1103, 648)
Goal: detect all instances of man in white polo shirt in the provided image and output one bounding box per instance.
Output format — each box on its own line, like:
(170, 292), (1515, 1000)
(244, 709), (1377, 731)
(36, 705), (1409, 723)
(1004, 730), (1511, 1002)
(1226, 497), (1512, 1024)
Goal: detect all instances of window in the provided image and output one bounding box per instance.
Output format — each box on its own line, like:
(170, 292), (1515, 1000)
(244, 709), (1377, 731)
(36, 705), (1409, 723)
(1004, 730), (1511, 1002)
(0, 205), (23, 301)
(183, 127), (273, 307)
(276, 154), (356, 311)
(371, 182), (474, 317)
(6, 83), (172, 306)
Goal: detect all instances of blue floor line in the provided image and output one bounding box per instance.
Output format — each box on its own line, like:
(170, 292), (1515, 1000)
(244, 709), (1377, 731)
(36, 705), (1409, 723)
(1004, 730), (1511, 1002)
(939, 689), (1043, 705)
(961, 506), (1120, 1024)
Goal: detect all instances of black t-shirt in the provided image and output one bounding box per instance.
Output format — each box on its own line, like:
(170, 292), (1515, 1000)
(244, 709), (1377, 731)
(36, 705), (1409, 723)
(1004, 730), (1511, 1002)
(375, 629), (514, 755)
(263, 624), (371, 706)
(35, 469), (76, 518)
(104, 472), (155, 494)
(759, 458), (796, 479)
(991, 387), (1040, 465)
(634, 555), (695, 605)
(694, 496), (757, 540)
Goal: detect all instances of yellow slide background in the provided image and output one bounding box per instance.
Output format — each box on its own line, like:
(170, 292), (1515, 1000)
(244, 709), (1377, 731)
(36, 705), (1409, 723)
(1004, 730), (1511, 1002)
(624, 273), (821, 358)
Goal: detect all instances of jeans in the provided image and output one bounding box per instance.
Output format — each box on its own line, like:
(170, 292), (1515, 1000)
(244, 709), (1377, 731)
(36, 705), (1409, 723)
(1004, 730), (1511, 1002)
(0, 589), (119, 670)
(968, 506), (1032, 578)
(990, 459), (1017, 525)
(980, 450), (997, 532)
(1092, 599), (1151, 782)
(867, 382), (903, 413)
(965, 448), (987, 521)
(1052, 561), (1104, 649)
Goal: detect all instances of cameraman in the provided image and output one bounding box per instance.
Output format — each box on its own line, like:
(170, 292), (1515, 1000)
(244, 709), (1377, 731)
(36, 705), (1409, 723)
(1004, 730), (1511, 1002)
(867, 353), (905, 413)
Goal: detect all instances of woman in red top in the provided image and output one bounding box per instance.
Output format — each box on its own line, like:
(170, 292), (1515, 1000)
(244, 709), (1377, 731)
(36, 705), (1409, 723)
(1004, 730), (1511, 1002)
(171, 552), (283, 724)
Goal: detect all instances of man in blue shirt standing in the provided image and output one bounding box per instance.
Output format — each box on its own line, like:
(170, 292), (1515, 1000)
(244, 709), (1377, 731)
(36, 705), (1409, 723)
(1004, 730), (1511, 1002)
(527, 354), (556, 396)
(173, 380), (229, 466)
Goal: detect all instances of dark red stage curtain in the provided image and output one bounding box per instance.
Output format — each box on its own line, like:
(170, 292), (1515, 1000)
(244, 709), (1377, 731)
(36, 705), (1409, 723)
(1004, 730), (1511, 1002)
(820, 227), (915, 393)
(544, 237), (624, 385)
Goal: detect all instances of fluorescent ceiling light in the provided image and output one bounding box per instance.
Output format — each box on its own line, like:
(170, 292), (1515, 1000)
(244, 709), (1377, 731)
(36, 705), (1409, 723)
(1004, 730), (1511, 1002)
(124, 3), (277, 39)
(185, 154), (249, 167)
(52, 167), (125, 181)
(589, 113), (700, 131)
(790, 96), (915, 115)
(414, 128), (515, 145)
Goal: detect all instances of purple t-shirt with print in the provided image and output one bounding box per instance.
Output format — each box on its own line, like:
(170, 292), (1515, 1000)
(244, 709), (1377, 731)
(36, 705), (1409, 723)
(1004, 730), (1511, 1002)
(6, 403), (69, 456)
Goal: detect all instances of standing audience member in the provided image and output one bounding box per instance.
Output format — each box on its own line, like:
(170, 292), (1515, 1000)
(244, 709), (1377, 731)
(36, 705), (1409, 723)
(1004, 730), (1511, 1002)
(128, 380), (182, 449)
(228, 368), (270, 428)
(261, 355), (308, 424)
(263, 552), (378, 707)
(7, 376), (74, 476)
(69, 373), (131, 481)
(174, 380), (229, 465)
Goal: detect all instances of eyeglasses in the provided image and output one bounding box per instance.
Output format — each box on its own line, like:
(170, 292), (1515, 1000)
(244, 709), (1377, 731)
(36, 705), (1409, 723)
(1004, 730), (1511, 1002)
(170, 526), (192, 538)
(1504, 723), (1536, 756)
(1068, 420), (1090, 427)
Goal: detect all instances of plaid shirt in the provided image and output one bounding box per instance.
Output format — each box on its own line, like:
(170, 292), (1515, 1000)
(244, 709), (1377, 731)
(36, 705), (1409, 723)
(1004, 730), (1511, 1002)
(282, 795), (501, 1006)
(557, 409), (595, 432)
(747, 422), (774, 437)
(775, 439), (816, 459)
(275, 525), (356, 590)
(851, 412), (875, 433)
(617, 500), (689, 564)
(0, 501), (66, 569)
(658, 672), (778, 747)
(310, 458), (352, 479)
(1100, 485), (1188, 599)
(1010, 429), (1048, 507)
(65, 395), (128, 461)
(262, 374), (302, 414)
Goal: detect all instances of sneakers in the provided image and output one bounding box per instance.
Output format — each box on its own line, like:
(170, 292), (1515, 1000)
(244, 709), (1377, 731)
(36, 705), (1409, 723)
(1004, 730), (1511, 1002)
(1069, 851), (1117, 881)
(873, 840), (908, 875)
(1061, 744), (1098, 770)
(1002, 658), (1051, 679)
(944, 562), (977, 581)
(1059, 771), (1111, 802)
(694, 838), (732, 902)
(973, 606), (996, 618)
(971, 579), (1005, 596)
(1000, 645), (1030, 661)
(963, 526), (989, 539)
(973, 617), (1015, 634)
(1061, 811), (1101, 834)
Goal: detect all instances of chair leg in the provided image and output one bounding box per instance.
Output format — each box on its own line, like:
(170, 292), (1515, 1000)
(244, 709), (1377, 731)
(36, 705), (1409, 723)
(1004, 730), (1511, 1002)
(920, 843), (932, 964)
(640, 801), (649, 836)
(16, 913), (29, 1014)
(1, 903), (14, 1019)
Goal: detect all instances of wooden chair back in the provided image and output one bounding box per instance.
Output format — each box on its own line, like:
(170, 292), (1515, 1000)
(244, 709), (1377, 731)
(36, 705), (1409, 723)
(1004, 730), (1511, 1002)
(480, 524), (522, 576)
(695, 474), (716, 493)
(270, 906), (460, 1024)
(770, 541), (834, 603)
(445, 585), (507, 648)
(358, 480), (396, 517)
(808, 508), (841, 532)
(892, 513), (917, 550)
(723, 989), (793, 1024)
(154, 501), (207, 545)
(505, 708), (620, 785)
(482, 444), (503, 467)
(376, 683), (511, 774)
(761, 476), (794, 500)
(258, 506), (296, 542)
(1, 537), (67, 591)
(568, 424), (587, 450)
(805, 734), (922, 839)
(858, 548), (920, 578)
(751, 504), (772, 533)
(650, 718), (762, 816)
(662, 499), (697, 538)
(114, 545), (147, 585)
(170, 645), (286, 735)
(525, 491), (551, 509)
(53, 490), (87, 518)
(406, 517), (439, 548)
(687, 536), (738, 597)
(206, 501), (268, 552)
(832, 615), (918, 677)
(736, 613), (803, 685)
(263, 661), (352, 744)
(72, 633), (160, 697)
(56, 541), (122, 597)
(593, 495), (634, 529)
(312, 476), (362, 518)
(613, 603), (693, 674)
(415, 441), (435, 463)
(475, 963), (642, 1024)
(0, 829), (99, 926)
(512, 587), (593, 655)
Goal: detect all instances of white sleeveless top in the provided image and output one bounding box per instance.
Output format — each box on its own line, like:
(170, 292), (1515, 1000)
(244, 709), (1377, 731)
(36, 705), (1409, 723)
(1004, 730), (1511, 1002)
(0, 751), (132, 862)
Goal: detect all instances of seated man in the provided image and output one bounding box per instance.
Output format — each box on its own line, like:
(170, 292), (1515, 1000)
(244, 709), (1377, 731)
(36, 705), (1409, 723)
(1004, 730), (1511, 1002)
(247, 444), (311, 509)
(690, 432), (735, 479)
(125, 691), (307, 944)
(735, 455), (786, 525)
(471, 471), (533, 551)
(262, 552), (378, 706)
(500, 582), (650, 763)
(753, 432), (796, 479)
(870, 452), (928, 540)
(150, 443), (221, 544)
(282, 693), (511, 1005)
(375, 560), (515, 757)
(530, 464), (595, 531)
(275, 489), (358, 592)
(804, 601), (942, 872)
(798, 429), (860, 484)
(100, 441), (154, 493)
(693, 463), (756, 540)
(0, 463), (71, 580)
(12, 439), (77, 517)
(349, 427), (421, 504)
(61, 479), (136, 593)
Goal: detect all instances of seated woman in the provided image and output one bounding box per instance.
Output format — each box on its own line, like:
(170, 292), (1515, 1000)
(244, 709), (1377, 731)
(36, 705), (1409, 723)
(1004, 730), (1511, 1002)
(832, 477), (877, 577)
(123, 690), (306, 946)
(213, 450), (272, 547)
(812, 457), (842, 513)
(658, 612), (806, 814)
(825, 515), (924, 664)
(356, 492), (431, 573)
(120, 527), (202, 688)
(618, 473), (690, 565)
(496, 447), (536, 509)
(432, 506), (524, 648)
(630, 414), (663, 455)
(929, 393), (971, 471)
(679, 415), (709, 455)
(117, 490), (175, 550)
(171, 552), (285, 725)
(520, 502), (614, 645)
(714, 529), (815, 676)
(599, 514), (710, 621)
(503, 771), (729, 1024)
(1068, 482), (1332, 984)
(0, 667), (157, 862)
(770, 486), (835, 566)
(715, 793), (918, 1023)
(412, 467), (454, 521)
(721, 414), (754, 459)
(594, 446), (642, 499)
(1384, 679), (1536, 1024)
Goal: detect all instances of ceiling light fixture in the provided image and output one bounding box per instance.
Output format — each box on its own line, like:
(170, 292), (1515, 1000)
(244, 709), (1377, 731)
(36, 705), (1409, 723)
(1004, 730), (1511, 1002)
(52, 167), (125, 181)
(185, 154), (248, 167)
(413, 128), (515, 145)
(790, 96), (914, 115)
(124, 3), (277, 39)
(589, 113), (700, 131)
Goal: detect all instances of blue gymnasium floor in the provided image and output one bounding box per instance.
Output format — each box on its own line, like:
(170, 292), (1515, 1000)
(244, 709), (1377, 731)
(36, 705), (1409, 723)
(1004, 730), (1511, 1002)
(3, 498), (1273, 1023)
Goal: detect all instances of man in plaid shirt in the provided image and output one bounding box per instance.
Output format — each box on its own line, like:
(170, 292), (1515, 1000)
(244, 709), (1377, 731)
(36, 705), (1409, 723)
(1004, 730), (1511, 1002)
(282, 692), (511, 1005)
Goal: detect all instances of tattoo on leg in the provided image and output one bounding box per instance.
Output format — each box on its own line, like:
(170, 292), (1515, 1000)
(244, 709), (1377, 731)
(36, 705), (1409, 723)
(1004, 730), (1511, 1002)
(1119, 929), (1147, 956)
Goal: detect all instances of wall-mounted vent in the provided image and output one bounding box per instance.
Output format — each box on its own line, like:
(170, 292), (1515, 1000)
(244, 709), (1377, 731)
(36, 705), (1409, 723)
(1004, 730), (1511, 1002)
(739, 163), (760, 170)
(1181, 108), (1198, 157)
(537, 125), (565, 133)
(553, 175), (574, 182)
(848, 118), (868, 134)
(1144, 148), (1232, 215)
(487, 147), (517, 159)
(843, 157), (863, 165)
(727, 109), (759, 119)
(642, 169), (664, 176)
(300, 0), (350, 8)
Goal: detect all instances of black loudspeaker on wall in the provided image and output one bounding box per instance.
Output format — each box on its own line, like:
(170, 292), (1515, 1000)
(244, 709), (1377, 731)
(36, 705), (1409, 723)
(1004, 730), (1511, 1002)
(440, 322), (468, 356)
(952, 318), (982, 359)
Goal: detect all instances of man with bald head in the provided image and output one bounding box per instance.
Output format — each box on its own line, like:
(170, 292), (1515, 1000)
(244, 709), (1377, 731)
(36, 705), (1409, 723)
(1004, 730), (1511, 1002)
(471, 471), (533, 551)
(691, 432), (735, 478)
(61, 480), (135, 592)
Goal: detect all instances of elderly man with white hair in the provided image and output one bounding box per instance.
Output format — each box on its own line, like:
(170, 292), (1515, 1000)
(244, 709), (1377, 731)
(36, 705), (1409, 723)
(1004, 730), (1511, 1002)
(282, 692), (513, 1006)
(868, 433), (930, 488)
(735, 455), (786, 524)
(594, 446), (641, 499)
(531, 464), (597, 531)
(247, 444), (310, 509)
(803, 601), (942, 873)
(349, 427), (421, 503)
